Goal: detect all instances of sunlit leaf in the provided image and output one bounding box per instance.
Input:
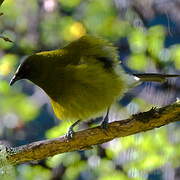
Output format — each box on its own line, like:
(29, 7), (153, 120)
(128, 29), (147, 53)
(127, 53), (148, 71)
(0, 54), (17, 76)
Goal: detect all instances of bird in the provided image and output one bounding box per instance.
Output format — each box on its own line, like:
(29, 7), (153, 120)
(9, 35), (180, 138)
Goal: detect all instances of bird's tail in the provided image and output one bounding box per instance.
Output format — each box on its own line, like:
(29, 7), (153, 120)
(133, 73), (180, 83)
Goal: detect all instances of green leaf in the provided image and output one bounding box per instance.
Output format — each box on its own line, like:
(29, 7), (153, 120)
(127, 54), (148, 71)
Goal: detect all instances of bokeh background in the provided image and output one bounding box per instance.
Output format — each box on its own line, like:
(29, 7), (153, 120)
(0, 0), (180, 179)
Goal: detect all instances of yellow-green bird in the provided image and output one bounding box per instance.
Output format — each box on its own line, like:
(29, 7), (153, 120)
(10, 35), (180, 138)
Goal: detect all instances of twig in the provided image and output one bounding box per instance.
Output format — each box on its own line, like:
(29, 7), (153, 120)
(0, 35), (13, 42)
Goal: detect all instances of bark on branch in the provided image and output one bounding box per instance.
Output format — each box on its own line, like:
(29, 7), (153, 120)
(3, 102), (180, 166)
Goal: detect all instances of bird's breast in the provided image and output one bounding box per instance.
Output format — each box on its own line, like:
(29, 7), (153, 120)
(43, 63), (127, 121)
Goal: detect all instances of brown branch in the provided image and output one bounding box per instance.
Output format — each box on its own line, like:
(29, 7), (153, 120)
(4, 101), (180, 166)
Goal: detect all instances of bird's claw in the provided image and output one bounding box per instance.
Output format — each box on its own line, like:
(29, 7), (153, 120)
(66, 128), (74, 139)
(65, 120), (81, 139)
(101, 120), (108, 130)
(101, 109), (109, 130)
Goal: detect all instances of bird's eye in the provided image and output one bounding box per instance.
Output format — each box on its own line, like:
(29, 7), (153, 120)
(24, 64), (30, 70)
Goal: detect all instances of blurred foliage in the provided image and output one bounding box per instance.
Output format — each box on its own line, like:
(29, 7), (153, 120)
(16, 165), (51, 180)
(0, 0), (179, 179)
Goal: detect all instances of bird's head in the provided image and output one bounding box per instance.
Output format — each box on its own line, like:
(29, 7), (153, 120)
(9, 55), (38, 86)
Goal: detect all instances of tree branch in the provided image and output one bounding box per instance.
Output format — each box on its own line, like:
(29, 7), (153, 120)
(3, 101), (180, 166)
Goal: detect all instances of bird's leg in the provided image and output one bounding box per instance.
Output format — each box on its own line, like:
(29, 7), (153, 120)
(101, 108), (109, 129)
(66, 120), (81, 139)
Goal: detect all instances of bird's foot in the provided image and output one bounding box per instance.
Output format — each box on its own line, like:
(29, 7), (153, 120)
(65, 120), (81, 139)
(101, 120), (108, 129)
(101, 108), (109, 130)
(66, 127), (74, 139)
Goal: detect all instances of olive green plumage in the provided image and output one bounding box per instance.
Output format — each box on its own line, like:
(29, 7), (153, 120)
(10, 35), (180, 128)
(11, 35), (128, 122)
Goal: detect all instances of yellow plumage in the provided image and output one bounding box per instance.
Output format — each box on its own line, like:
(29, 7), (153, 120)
(49, 60), (126, 121)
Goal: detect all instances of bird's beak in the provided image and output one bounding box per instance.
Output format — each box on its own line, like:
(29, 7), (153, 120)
(9, 74), (20, 86)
